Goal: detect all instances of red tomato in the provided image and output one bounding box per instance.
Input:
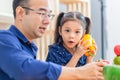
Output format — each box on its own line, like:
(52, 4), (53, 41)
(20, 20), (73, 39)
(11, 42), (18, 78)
(114, 45), (120, 56)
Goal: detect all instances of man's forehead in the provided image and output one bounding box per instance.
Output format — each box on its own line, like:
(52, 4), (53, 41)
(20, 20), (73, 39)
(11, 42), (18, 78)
(29, 0), (52, 12)
(38, 7), (52, 13)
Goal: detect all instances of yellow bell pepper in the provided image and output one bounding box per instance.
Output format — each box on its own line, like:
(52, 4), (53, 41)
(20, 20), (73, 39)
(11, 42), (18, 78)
(81, 34), (96, 57)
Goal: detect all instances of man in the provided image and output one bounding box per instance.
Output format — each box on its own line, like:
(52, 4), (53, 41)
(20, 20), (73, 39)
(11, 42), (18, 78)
(0, 0), (105, 80)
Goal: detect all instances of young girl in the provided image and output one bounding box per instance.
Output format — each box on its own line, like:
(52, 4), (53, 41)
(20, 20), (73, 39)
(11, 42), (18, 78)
(46, 12), (97, 67)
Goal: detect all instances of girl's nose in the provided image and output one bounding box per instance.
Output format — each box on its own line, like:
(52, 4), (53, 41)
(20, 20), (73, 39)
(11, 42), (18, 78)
(69, 33), (75, 38)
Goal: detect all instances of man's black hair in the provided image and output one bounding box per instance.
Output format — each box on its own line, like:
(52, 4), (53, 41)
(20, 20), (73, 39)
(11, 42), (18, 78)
(12, 0), (29, 18)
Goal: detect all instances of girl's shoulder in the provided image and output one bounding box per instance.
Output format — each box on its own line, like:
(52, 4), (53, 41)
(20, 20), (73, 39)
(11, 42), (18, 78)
(49, 43), (63, 50)
(48, 43), (67, 53)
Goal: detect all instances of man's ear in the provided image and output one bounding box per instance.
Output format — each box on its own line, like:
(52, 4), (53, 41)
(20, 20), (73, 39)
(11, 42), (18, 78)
(58, 26), (62, 35)
(16, 6), (25, 20)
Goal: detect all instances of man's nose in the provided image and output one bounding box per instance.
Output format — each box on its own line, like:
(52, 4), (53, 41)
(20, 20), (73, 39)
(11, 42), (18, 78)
(42, 19), (50, 26)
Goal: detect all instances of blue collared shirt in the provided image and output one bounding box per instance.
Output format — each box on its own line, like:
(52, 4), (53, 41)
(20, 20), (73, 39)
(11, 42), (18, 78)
(0, 25), (61, 80)
(46, 43), (87, 67)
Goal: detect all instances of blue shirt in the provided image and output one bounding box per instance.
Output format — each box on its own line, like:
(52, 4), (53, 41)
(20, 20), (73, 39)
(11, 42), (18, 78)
(46, 43), (87, 67)
(0, 25), (61, 80)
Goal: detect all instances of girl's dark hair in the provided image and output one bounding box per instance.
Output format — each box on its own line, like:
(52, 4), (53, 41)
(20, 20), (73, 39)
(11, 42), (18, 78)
(85, 17), (91, 34)
(54, 12), (64, 45)
(12, 0), (30, 18)
(54, 12), (91, 45)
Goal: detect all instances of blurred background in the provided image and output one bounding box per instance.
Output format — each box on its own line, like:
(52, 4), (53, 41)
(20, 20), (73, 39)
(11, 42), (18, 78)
(0, 0), (120, 63)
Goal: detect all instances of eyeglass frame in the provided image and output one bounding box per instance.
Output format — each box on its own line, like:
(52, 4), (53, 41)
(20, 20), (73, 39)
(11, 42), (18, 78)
(22, 7), (55, 20)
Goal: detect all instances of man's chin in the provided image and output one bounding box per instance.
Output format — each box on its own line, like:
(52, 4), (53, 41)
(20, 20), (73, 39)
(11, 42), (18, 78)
(38, 34), (44, 38)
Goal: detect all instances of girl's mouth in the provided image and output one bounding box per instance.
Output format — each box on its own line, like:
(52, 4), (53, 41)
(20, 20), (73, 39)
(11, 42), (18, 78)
(68, 41), (74, 43)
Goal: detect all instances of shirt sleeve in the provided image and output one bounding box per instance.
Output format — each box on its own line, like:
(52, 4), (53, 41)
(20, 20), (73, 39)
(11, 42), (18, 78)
(0, 42), (62, 80)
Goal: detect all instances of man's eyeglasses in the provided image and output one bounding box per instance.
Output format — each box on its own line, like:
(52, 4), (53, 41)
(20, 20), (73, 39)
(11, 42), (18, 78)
(22, 7), (55, 20)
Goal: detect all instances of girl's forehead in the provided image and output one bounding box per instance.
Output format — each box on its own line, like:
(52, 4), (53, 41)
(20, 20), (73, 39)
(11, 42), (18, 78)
(62, 18), (83, 24)
(63, 20), (83, 26)
(62, 21), (83, 29)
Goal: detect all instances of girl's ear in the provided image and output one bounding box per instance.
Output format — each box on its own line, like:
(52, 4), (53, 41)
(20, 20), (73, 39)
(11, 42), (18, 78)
(58, 26), (62, 35)
(83, 30), (86, 35)
(81, 30), (86, 39)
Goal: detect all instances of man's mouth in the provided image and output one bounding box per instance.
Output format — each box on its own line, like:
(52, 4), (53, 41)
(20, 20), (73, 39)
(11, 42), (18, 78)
(39, 27), (46, 33)
(39, 27), (46, 30)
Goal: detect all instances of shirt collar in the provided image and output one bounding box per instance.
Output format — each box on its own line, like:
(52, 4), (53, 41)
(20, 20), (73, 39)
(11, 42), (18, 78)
(9, 25), (29, 43)
(9, 25), (38, 58)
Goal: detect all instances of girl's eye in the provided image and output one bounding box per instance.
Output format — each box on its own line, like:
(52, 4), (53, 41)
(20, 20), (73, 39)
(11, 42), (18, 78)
(65, 30), (70, 32)
(76, 31), (80, 33)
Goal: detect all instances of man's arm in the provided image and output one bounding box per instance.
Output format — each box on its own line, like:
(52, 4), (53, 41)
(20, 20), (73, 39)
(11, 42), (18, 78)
(0, 42), (61, 80)
(58, 62), (104, 80)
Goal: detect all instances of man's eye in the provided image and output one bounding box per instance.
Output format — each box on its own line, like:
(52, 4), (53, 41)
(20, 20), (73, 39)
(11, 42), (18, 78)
(38, 12), (45, 15)
(48, 14), (51, 17)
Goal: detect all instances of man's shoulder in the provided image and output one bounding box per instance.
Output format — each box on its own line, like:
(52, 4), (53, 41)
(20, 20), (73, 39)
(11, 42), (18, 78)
(0, 30), (20, 46)
(0, 29), (16, 40)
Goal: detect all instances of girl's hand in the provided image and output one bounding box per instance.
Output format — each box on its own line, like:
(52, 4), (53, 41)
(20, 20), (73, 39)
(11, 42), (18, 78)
(86, 43), (97, 63)
(80, 34), (97, 57)
(85, 38), (97, 57)
(73, 40), (90, 57)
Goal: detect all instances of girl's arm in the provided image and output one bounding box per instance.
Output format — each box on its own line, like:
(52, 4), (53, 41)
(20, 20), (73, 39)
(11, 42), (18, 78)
(65, 43), (87, 67)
